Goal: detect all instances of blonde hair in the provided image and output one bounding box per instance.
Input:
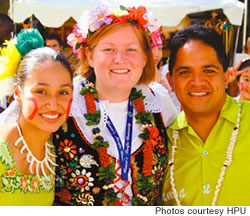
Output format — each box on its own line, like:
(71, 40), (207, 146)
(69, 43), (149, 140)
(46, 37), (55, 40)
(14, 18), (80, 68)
(77, 22), (155, 85)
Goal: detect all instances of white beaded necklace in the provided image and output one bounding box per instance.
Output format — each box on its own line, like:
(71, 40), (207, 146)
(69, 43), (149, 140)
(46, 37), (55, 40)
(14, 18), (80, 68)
(14, 122), (57, 179)
(169, 103), (241, 206)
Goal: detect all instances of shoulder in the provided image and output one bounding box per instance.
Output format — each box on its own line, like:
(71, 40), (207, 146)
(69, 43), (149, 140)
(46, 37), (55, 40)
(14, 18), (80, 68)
(136, 84), (178, 127)
(0, 123), (16, 141)
(240, 100), (250, 117)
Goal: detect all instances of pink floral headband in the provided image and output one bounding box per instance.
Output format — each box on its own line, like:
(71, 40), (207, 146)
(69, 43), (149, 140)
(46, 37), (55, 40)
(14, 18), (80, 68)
(67, 5), (163, 56)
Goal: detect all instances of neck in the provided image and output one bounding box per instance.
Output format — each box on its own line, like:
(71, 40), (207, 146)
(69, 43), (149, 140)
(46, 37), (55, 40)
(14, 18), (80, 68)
(17, 118), (50, 159)
(240, 95), (247, 101)
(96, 85), (131, 103)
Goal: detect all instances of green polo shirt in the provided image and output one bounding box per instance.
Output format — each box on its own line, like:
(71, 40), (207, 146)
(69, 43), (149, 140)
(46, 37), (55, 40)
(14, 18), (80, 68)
(162, 95), (250, 206)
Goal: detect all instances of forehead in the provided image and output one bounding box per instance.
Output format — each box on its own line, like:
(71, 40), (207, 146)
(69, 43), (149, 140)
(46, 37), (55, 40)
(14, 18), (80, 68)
(175, 40), (221, 67)
(46, 39), (59, 45)
(98, 25), (141, 45)
(24, 61), (71, 84)
(241, 69), (250, 77)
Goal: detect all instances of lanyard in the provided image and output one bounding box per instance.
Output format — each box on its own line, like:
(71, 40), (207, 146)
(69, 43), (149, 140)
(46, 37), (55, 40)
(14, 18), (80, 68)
(106, 99), (133, 180)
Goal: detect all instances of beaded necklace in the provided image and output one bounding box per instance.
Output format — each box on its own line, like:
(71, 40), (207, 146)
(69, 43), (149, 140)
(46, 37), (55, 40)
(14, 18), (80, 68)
(81, 80), (162, 205)
(169, 104), (241, 206)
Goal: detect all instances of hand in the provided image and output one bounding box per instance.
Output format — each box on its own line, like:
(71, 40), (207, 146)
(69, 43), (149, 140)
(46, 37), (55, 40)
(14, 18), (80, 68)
(225, 60), (249, 88)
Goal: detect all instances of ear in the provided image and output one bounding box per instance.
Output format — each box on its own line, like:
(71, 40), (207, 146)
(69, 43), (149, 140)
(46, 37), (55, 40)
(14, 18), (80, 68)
(13, 83), (21, 102)
(166, 72), (174, 92)
(85, 47), (94, 67)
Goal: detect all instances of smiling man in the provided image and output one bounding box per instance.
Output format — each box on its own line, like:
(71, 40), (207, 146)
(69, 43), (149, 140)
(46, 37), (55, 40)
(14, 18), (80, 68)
(162, 25), (250, 206)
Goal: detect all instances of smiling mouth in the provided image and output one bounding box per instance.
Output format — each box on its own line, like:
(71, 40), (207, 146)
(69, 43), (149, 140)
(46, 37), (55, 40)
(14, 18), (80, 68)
(111, 69), (130, 74)
(188, 92), (209, 96)
(41, 113), (60, 120)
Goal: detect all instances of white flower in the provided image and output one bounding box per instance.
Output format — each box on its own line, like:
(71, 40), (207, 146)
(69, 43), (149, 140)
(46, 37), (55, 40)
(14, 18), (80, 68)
(77, 10), (90, 38)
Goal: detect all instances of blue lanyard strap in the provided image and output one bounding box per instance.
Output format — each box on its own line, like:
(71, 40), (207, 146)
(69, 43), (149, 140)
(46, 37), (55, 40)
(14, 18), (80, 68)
(106, 99), (133, 180)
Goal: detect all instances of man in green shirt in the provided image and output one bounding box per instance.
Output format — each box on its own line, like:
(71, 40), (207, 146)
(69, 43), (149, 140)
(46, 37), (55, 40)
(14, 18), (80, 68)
(162, 25), (250, 206)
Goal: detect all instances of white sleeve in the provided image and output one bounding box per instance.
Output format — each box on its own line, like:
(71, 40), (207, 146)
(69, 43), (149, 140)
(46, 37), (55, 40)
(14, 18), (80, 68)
(0, 100), (20, 126)
(149, 82), (178, 127)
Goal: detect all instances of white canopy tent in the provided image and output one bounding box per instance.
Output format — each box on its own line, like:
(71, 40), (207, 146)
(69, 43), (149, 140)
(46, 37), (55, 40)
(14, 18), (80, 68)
(10, 0), (246, 65)
(11, 0), (245, 28)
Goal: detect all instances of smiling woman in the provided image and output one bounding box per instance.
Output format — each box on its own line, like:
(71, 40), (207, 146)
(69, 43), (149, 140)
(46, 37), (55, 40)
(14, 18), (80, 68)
(0, 29), (73, 205)
(52, 5), (177, 206)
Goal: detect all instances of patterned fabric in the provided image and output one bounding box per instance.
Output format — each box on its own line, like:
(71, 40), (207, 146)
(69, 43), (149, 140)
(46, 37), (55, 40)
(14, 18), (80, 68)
(53, 113), (168, 206)
(0, 139), (54, 206)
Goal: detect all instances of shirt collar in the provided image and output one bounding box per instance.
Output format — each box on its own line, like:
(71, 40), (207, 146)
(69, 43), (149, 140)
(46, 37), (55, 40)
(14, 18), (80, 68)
(169, 95), (240, 130)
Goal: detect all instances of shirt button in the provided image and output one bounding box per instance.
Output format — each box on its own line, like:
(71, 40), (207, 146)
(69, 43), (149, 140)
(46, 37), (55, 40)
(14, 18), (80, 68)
(203, 150), (208, 155)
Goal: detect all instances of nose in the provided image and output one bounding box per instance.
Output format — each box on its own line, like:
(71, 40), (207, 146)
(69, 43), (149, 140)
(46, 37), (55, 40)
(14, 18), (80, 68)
(46, 95), (58, 110)
(192, 73), (206, 85)
(114, 51), (125, 64)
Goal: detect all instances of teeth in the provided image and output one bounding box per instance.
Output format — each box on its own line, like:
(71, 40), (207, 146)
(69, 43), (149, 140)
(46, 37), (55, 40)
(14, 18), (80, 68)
(42, 114), (59, 119)
(111, 69), (129, 73)
(189, 92), (208, 96)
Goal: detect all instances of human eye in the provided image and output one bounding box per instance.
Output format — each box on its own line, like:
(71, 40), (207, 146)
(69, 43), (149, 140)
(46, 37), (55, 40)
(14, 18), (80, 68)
(59, 90), (69, 95)
(179, 70), (191, 75)
(127, 48), (136, 52)
(35, 89), (46, 95)
(103, 48), (114, 52)
(204, 69), (216, 74)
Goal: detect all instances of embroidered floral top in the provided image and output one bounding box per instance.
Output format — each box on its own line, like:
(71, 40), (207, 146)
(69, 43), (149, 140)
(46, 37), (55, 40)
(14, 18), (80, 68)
(0, 139), (54, 206)
(53, 76), (177, 206)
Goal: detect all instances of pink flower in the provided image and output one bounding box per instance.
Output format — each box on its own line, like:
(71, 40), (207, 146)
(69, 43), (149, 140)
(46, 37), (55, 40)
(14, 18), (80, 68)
(150, 28), (163, 48)
(89, 6), (113, 32)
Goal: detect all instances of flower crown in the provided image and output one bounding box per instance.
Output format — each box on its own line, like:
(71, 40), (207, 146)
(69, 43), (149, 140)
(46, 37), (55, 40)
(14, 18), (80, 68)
(67, 5), (163, 56)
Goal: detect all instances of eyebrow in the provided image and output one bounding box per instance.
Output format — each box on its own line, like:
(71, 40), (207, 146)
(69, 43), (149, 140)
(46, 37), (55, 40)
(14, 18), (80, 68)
(102, 42), (139, 46)
(175, 64), (220, 72)
(203, 64), (220, 70)
(175, 66), (189, 72)
(37, 82), (73, 88)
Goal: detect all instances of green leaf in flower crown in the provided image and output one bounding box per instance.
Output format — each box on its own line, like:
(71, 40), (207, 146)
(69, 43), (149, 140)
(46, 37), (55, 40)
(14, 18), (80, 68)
(120, 5), (126, 10)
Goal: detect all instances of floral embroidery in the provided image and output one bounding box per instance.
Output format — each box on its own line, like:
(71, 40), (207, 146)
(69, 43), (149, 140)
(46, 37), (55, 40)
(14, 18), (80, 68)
(19, 176), (30, 192)
(59, 139), (77, 160)
(152, 164), (163, 184)
(31, 176), (40, 192)
(76, 193), (95, 206)
(0, 140), (54, 194)
(79, 154), (99, 168)
(69, 169), (94, 192)
(0, 140), (14, 167)
(1, 178), (17, 193)
(39, 176), (53, 192)
(4, 168), (16, 177)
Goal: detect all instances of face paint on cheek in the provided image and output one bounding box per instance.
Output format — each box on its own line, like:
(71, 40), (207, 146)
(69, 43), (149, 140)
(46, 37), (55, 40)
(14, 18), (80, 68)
(27, 98), (38, 120)
(66, 98), (73, 120)
(240, 82), (245, 92)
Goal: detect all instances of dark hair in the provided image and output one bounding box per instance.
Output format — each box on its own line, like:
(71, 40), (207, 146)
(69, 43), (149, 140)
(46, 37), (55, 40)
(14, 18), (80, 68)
(168, 25), (228, 75)
(0, 13), (14, 46)
(236, 59), (250, 81)
(16, 47), (73, 87)
(45, 33), (63, 47)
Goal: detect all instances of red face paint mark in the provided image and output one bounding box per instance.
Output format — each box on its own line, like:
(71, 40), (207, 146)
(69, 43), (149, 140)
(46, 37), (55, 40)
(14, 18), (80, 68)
(66, 98), (73, 120)
(27, 98), (38, 120)
(240, 82), (245, 92)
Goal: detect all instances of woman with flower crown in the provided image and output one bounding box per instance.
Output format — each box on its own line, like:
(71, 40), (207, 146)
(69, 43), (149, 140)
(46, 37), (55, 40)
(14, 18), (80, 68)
(53, 5), (177, 206)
